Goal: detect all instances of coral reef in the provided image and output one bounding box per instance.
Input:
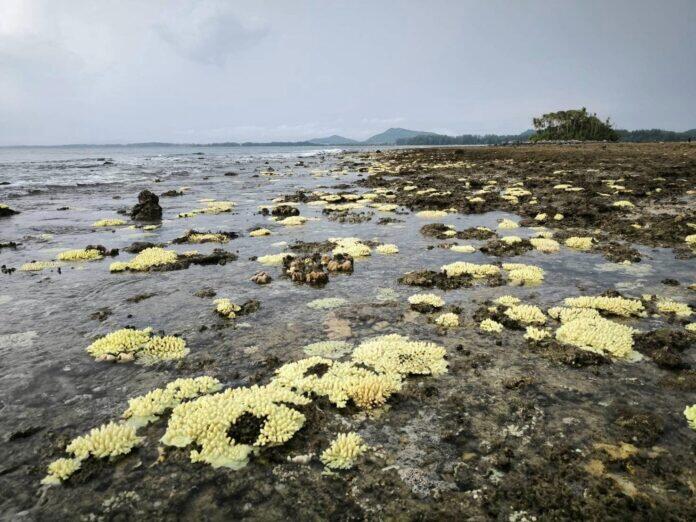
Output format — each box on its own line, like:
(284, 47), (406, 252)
(435, 312), (460, 328)
(408, 293), (445, 312)
(56, 248), (104, 262)
(555, 316), (636, 358)
(86, 327), (188, 362)
(320, 433), (368, 470)
(480, 318), (504, 333)
(563, 295), (645, 318)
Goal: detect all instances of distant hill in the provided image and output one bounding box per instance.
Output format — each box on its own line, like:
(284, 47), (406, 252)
(309, 135), (359, 145)
(396, 130), (533, 146)
(361, 127), (436, 145)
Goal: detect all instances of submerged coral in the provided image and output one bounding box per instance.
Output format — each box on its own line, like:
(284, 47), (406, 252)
(320, 432), (368, 470)
(307, 297), (347, 310)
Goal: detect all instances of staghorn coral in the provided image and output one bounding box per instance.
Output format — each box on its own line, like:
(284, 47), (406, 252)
(530, 237), (560, 253)
(57, 248), (104, 262)
(214, 298), (241, 319)
(20, 261), (61, 272)
(122, 376), (222, 428)
(441, 261), (500, 278)
(524, 326), (550, 342)
(376, 244), (399, 254)
(109, 247), (178, 272)
(548, 306), (601, 323)
(272, 357), (403, 409)
(450, 244), (476, 253)
(495, 295), (521, 307)
(564, 236), (594, 250)
(352, 334), (448, 377)
(497, 218), (519, 229)
(564, 295), (644, 318)
(656, 299), (692, 317)
(480, 318), (504, 333)
(258, 252), (293, 266)
(250, 228), (271, 237)
(67, 422), (142, 462)
(41, 458), (82, 485)
(408, 293), (445, 310)
(93, 219), (126, 227)
(685, 405), (696, 430)
(161, 385), (309, 469)
(555, 316), (636, 358)
(303, 340), (353, 359)
(320, 432), (368, 470)
(86, 327), (188, 363)
(504, 304), (547, 325)
(435, 312), (459, 328)
(331, 237), (371, 258)
(503, 263), (545, 285)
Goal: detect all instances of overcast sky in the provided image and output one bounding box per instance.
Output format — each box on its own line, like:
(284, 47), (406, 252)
(1, 0), (694, 145)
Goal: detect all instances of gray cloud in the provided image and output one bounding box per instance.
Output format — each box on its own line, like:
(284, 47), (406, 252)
(0, 0), (694, 145)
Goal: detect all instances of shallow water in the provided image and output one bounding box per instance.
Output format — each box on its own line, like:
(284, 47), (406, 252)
(1, 146), (695, 519)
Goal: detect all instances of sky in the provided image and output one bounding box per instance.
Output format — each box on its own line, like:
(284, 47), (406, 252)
(1, 0), (695, 145)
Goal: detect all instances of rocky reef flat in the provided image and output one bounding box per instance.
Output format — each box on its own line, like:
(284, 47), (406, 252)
(0, 143), (695, 520)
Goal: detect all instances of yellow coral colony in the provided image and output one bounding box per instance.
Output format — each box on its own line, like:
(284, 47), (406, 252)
(320, 432), (368, 470)
(109, 247), (178, 272)
(416, 210), (448, 218)
(530, 237), (560, 253)
(441, 262), (500, 278)
(86, 327), (189, 362)
(20, 261), (61, 272)
(57, 248), (104, 262)
(555, 316), (636, 358)
(564, 237), (594, 250)
(331, 237), (372, 257)
(480, 318), (504, 333)
(450, 244), (476, 253)
(685, 405), (696, 430)
(408, 293), (445, 309)
(376, 244), (399, 254)
(503, 263), (545, 285)
(178, 200), (234, 218)
(186, 232), (230, 243)
(42, 422), (142, 484)
(352, 334), (448, 376)
(504, 304), (547, 325)
(250, 228), (271, 237)
(214, 298), (241, 319)
(656, 299), (692, 317)
(258, 252), (293, 266)
(161, 385), (309, 469)
(435, 312), (460, 328)
(563, 295), (644, 318)
(524, 326), (550, 342)
(497, 218), (519, 229)
(122, 376), (222, 428)
(93, 219), (126, 227)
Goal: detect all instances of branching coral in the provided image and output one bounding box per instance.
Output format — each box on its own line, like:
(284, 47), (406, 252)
(57, 248), (104, 261)
(41, 458), (82, 485)
(331, 237), (371, 258)
(416, 210), (448, 218)
(548, 306), (601, 323)
(161, 385), (309, 469)
(441, 261), (500, 278)
(530, 237), (560, 253)
(435, 312), (459, 328)
(20, 261), (61, 272)
(351, 334), (448, 377)
(500, 235), (522, 244)
(69, 422), (141, 462)
(110, 247), (178, 272)
(503, 263), (545, 285)
(376, 244), (399, 254)
(685, 405), (696, 430)
(258, 252), (293, 266)
(86, 327), (188, 362)
(450, 244), (476, 253)
(408, 293), (445, 309)
(495, 295), (521, 307)
(93, 219), (126, 227)
(122, 376), (222, 427)
(524, 326), (550, 342)
(178, 201), (234, 218)
(303, 340), (353, 359)
(555, 316), (636, 358)
(656, 299), (692, 317)
(504, 304), (547, 325)
(564, 237), (594, 250)
(214, 298), (241, 319)
(250, 228), (271, 237)
(320, 432), (368, 470)
(563, 295), (644, 318)
(480, 318), (504, 333)
(497, 218), (519, 229)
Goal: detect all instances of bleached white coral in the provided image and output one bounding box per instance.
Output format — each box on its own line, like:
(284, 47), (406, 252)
(376, 244), (399, 254)
(352, 334), (448, 376)
(504, 304), (546, 325)
(57, 248), (104, 261)
(480, 319), (503, 333)
(564, 237), (594, 250)
(563, 295), (644, 318)
(408, 293), (445, 308)
(441, 262), (500, 278)
(178, 201), (234, 218)
(450, 244), (476, 253)
(122, 376), (222, 427)
(435, 312), (459, 328)
(555, 316), (635, 358)
(612, 200), (635, 208)
(320, 432), (368, 470)
(530, 237), (560, 253)
(109, 247), (178, 272)
(67, 422), (143, 461)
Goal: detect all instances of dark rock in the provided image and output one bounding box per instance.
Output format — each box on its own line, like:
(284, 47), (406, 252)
(0, 205), (19, 217)
(251, 271), (272, 285)
(194, 287), (217, 298)
(160, 189), (185, 197)
(123, 241), (164, 254)
(130, 190), (162, 221)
